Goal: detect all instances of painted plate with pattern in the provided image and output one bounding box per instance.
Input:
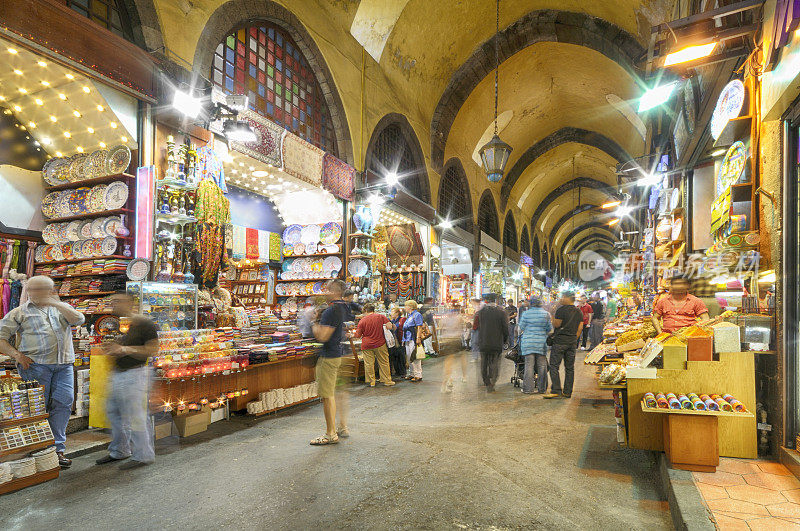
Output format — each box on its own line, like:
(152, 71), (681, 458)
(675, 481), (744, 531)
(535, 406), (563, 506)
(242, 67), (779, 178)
(91, 218), (106, 238)
(101, 236), (117, 256)
(91, 238), (104, 257)
(320, 222), (342, 244)
(45, 158), (70, 185)
(60, 242), (74, 260)
(717, 141), (747, 196)
(275, 284), (286, 296)
(103, 181), (129, 210)
(102, 216), (121, 237)
(85, 149), (107, 178)
(348, 259), (368, 277)
(88, 185), (107, 212)
(66, 221), (81, 241)
(300, 224), (321, 245)
(67, 153), (88, 182)
(71, 241), (84, 259)
(42, 245), (54, 262)
(80, 239), (94, 257)
(710, 79), (745, 140)
(42, 224), (59, 244)
(323, 256), (342, 272)
(50, 245), (63, 261)
(282, 224), (302, 245)
(105, 145), (131, 175)
(282, 245), (293, 257)
(312, 281), (323, 294)
(55, 191), (71, 217)
(41, 192), (61, 218)
(35, 245), (45, 263)
(293, 243), (305, 256)
(78, 220), (93, 240)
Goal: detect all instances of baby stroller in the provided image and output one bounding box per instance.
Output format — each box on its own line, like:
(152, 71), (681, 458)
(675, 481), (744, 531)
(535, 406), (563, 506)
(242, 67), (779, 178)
(505, 341), (525, 387)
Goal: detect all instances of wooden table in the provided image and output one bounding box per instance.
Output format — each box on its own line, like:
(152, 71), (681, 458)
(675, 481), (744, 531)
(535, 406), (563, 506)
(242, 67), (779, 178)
(641, 402), (754, 472)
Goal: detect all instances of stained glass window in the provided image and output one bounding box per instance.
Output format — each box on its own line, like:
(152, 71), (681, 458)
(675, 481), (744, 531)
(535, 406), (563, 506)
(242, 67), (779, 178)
(503, 212), (518, 252)
(520, 226), (530, 256)
(211, 22), (338, 155)
(369, 123), (427, 203)
(65, 0), (133, 41)
(438, 162), (472, 231)
(478, 193), (499, 241)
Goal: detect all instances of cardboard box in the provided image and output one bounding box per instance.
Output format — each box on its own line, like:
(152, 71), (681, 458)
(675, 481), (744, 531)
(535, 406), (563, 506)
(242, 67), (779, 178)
(172, 409), (210, 437)
(662, 337), (687, 370)
(154, 420), (175, 440)
(687, 335), (713, 361)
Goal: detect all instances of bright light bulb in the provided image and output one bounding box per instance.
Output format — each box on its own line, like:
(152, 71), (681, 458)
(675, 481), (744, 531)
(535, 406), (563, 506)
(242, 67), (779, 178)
(18, 88), (27, 94)
(65, 73), (75, 80)
(0, 96), (4, 101)
(82, 86), (90, 93)
(34, 98), (43, 105)
(99, 142), (106, 148)
(96, 105), (104, 112)
(120, 136), (128, 142)
(87, 127), (94, 134)
(42, 137), (52, 145)
(58, 93), (66, 100)
(37, 61), (46, 67)
(76, 146), (84, 153)
(13, 69), (22, 75)
(40, 81), (50, 87)
(63, 132), (71, 138)
(13, 105), (21, 112)
(28, 121), (35, 128)
(56, 151), (63, 157)
(50, 115), (57, 122)
(7, 48), (18, 54)
(72, 110), (81, 117)
(109, 122), (117, 128)
(663, 42), (717, 67)
(638, 81), (678, 113)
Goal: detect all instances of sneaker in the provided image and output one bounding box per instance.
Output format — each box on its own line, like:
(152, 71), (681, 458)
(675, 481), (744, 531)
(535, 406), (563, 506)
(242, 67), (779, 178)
(543, 393), (561, 399)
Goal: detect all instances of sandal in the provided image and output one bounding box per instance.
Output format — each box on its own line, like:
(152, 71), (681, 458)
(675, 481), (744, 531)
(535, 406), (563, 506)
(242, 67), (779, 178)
(411, 377), (422, 382)
(310, 433), (339, 445)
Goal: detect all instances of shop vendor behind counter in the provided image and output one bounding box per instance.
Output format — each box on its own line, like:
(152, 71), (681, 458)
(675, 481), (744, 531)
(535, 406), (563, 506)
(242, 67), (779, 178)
(651, 275), (709, 334)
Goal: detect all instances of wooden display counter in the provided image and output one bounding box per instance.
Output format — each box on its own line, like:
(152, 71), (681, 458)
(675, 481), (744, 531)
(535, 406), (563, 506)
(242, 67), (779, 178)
(625, 351), (757, 459)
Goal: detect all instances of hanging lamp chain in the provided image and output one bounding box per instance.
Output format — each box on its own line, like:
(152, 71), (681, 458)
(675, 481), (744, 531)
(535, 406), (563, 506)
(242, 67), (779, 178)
(494, 0), (499, 136)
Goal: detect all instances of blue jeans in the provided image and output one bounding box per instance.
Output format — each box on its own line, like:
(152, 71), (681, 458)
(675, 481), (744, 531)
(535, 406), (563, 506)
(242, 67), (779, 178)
(522, 353), (549, 393)
(106, 366), (154, 463)
(17, 362), (74, 453)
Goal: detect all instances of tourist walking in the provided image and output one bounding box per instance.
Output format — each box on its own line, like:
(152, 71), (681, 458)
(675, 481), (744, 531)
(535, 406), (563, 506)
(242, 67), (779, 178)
(517, 297), (552, 394)
(421, 297), (438, 357)
(388, 307), (406, 378)
(310, 280), (349, 445)
(544, 291), (584, 399)
(588, 294), (606, 350)
(0, 275), (85, 468)
(353, 304), (395, 387)
(96, 292), (158, 469)
(505, 299), (518, 347)
(475, 293), (509, 392)
(402, 300), (424, 382)
(577, 296), (593, 350)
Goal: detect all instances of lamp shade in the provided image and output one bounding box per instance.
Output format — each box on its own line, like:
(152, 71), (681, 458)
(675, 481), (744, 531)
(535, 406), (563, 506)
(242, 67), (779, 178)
(479, 134), (513, 183)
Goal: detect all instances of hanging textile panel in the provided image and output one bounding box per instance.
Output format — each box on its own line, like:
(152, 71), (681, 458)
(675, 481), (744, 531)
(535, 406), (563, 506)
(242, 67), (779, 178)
(196, 179), (231, 225)
(385, 224), (424, 268)
(229, 109), (284, 167)
(257, 230), (270, 259)
(268, 232), (282, 262)
(322, 153), (355, 201)
(282, 132), (324, 186)
(245, 228), (259, 260)
(232, 225), (247, 260)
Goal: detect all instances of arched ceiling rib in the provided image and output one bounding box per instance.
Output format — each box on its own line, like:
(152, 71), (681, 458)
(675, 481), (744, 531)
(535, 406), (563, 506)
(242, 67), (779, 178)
(529, 178), (619, 235)
(575, 235), (617, 253)
(560, 223), (619, 254)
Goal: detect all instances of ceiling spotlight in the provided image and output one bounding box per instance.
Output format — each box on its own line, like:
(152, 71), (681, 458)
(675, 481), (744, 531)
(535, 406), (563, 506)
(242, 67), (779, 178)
(13, 69), (22, 75)
(172, 88), (202, 118)
(63, 131), (71, 138)
(72, 110), (81, 117)
(385, 172), (399, 186)
(28, 121), (35, 128)
(439, 219), (453, 229)
(65, 73), (75, 80)
(252, 170), (269, 177)
(87, 127), (94, 134)
(40, 81), (50, 87)
(50, 115), (57, 122)
(82, 86), (90, 93)
(37, 61), (46, 67)
(13, 105), (21, 112)
(96, 105), (104, 112)
(42, 137), (51, 145)
(98, 142), (106, 148)
(109, 122), (117, 128)
(7, 48), (18, 54)
(56, 151), (63, 157)
(34, 99), (43, 105)
(120, 136), (128, 142)
(18, 88), (27, 94)
(76, 146), (84, 153)
(58, 93), (67, 100)
(223, 120), (257, 142)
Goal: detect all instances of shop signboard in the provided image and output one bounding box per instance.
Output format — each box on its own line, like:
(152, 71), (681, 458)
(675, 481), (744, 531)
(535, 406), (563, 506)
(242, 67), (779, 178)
(710, 188), (732, 233)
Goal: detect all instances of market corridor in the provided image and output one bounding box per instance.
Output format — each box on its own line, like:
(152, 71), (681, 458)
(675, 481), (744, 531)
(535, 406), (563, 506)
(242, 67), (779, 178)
(0, 356), (669, 530)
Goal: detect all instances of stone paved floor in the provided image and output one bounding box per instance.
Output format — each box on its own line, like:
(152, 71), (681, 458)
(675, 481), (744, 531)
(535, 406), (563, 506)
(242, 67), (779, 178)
(695, 458), (800, 530)
(0, 353), (669, 530)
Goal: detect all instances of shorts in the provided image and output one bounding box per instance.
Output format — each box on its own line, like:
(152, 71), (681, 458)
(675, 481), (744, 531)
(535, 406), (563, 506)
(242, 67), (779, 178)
(315, 356), (343, 398)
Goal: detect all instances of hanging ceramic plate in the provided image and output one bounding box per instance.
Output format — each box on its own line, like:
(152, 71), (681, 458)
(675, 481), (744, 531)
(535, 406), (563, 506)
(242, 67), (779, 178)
(671, 218), (683, 241)
(55, 191), (71, 218)
(66, 221), (81, 241)
(42, 224), (59, 244)
(293, 243), (305, 256)
(88, 185), (107, 213)
(71, 241), (84, 259)
(35, 246), (44, 263)
(52, 158), (72, 185)
(60, 242), (74, 260)
(101, 236), (117, 256)
(275, 284), (286, 296)
(126, 258), (150, 281)
(91, 218), (106, 239)
(41, 158), (57, 185)
(50, 245), (63, 261)
(101, 216), (118, 237)
(726, 234), (744, 247)
(85, 150), (108, 178)
(710, 79), (745, 140)
(305, 243), (317, 255)
(717, 141), (747, 196)
(348, 258), (368, 277)
(91, 238), (104, 257)
(300, 224), (321, 246)
(41, 245), (53, 262)
(670, 188), (681, 210)
(291, 258), (304, 274)
(655, 219), (672, 241)
(744, 232), (760, 246)
(103, 181), (129, 210)
(282, 245), (293, 257)
(323, 244), (339, 254)
(68, 153), (88, 182)
(281, 260), (292, 272)
(81, 239), (94, 257)
(106, 145), (131, 175)
(305, 282), (315, 295)
(320, 222), (342, 245)
(78, 220), (93, 240)
(41, 192), (61, 218)
(282, 224), (302, 245)
(313, 281), (323, 294)
(323, 256), (342, 272)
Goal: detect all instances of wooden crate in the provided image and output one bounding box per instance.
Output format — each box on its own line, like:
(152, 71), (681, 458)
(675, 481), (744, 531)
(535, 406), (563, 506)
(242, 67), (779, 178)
(0, 467), (59, 495)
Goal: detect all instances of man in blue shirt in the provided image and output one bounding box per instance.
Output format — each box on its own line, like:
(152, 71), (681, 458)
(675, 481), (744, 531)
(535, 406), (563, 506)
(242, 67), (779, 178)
(517, 297), (553, 394)
(310, 280), (348, 445)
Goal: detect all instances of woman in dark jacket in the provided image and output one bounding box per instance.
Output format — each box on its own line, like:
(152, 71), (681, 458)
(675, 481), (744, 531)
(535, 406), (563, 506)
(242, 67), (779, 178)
(389, 307), (406, 378)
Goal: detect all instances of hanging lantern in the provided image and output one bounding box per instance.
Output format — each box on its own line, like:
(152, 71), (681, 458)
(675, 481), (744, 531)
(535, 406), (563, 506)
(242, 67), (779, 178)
(479, 135), (513, 183)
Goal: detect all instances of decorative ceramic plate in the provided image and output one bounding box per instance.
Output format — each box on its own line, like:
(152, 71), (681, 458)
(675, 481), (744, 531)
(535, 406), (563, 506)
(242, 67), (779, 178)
(726, 234), (744, 247)
(670, 188), (681, 210)
(323, 256), (342, 272)
(300, 224), (321, 245)
(313, 281), (323, 294)
(71, 241), (84, 258)
(81, 239), (94, 257)
(41, 245), (53, 262)
(643, 228), (653, 246)
(103, 216), (121, 237)
(126, 258), (150, 281)
(291, 258), (305, 273)
(323, 244), (339, 254)
(91, 218), (106, 239)
(671, 218), (683, 241)
(50, 158), (72, 185)
(305, 243), (317, 255)
(41, 192), (61, 218)
(275, 284), (286, 296)
(101, 236), (117, 256)
(67, 153), (88, 182)
(293, 243), (305, 256)
(106, 145), (131, 175)
(348, 259), (368, 277)
(66, 221), (81, 241)
(85, 149), (107, 178)
(42, 224), (59, 244)
(281, 260), (292, 272)
(710, 79), (745, 140)
(91, 238), (104, 257)
(56, 191), (71, 218)
(320, 222), (342, 244)
(655, 219), (672, 241)
(35, 246), (44, 262)
(744, 232), (760, 246)
(282, 245), (293, 257)
(60, 242), (73, 260)
(717, 141), (747, 196)
(282, 224), (302, 245)
(103, 181), (129, 210)
(88, 185), (107, 212)
(78, 220), (93, 240)
(41, 158), (57, 185)
(50, 246), (63, 261)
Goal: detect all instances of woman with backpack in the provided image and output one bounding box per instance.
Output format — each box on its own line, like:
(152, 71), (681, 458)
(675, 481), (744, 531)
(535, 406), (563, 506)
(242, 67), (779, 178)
(403, 300), (425, 382)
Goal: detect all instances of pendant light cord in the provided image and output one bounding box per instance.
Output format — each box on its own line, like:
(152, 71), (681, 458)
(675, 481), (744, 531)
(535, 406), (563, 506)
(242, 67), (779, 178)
(494, 0), (499, 136)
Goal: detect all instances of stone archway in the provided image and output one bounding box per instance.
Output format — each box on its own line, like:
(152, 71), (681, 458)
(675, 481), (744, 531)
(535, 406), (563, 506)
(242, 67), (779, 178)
(193, 0), (353, 164)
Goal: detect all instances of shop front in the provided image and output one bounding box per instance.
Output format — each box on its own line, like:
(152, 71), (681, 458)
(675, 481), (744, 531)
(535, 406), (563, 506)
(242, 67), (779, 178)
(440, 225), (474, 309)
(477, 231), (503, 298)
